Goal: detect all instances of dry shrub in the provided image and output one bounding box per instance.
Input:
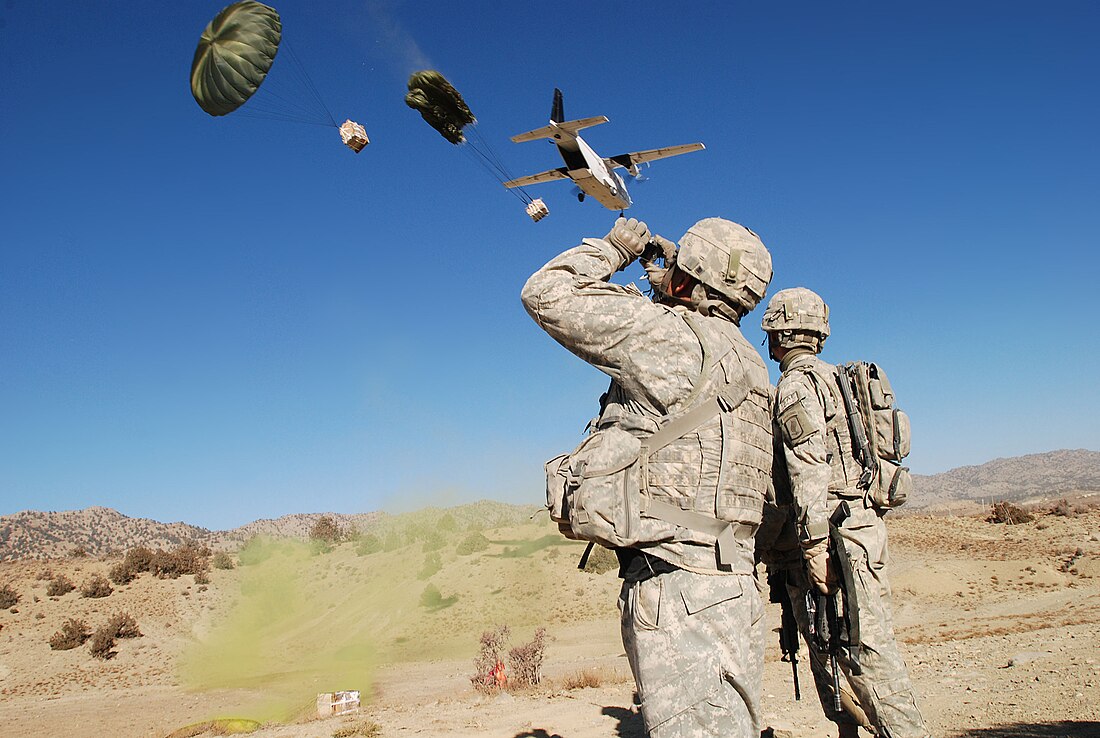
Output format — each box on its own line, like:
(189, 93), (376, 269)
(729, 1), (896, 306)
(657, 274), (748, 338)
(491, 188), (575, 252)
(152, 544), (211, 579)
(561, 668), (603, 690)
(69, 546), (88, 558)
(310, 515), (342, 543)
(507, 627), (548, 688)
(194, 570), (210, 585)
(108, 562), (136, 585)
(1050, 498), (1080, 517)
(88, 626), (116, 660)
(471, 624), (510, 693)
(106, 612), (142, 639)
(0, 584), (20, 609)
(80, 574), (113, 599)
(580, 544), (619, 574)
(35, 569), (55, 581)
(987, 501), (1033, 525)
(332, 721), (382, 738)
(211, 551), (235, 570)
(49, 618), (91, 650)
(123, 546), (156, 574)
(46, 575), (75, 597)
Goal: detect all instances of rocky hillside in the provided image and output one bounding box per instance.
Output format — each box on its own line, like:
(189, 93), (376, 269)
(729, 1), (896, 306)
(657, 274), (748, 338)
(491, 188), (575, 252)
(0, 500), (544, 561)
(910, 448), (1100, 510)
(0, 506), (217, 561)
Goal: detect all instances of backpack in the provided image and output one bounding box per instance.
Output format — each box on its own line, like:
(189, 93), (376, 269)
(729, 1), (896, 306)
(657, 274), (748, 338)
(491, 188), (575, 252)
(834, 362), (912, 509)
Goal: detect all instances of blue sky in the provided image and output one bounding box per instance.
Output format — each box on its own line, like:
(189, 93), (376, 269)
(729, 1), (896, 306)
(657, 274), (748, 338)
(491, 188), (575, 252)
(1, 1), (1097, 530)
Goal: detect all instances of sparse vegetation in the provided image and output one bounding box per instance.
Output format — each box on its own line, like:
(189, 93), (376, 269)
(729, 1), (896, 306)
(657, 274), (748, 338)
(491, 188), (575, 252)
(108, 561), (136, 585)
(69, 546), (88, 558)
(212, 551), (235, 569)
(580, 543), (619, 574)
(46, 575), (76, 597)
(88, 626), (116, 659)
(417, 551), (442, 580)
(987, 501), (1034, 525)
(1049, 498), (1081, 517)
(471, 624), (510, 693)
(152, 543), (211, 579)
(310, 515), (343, 543)
(49, 618), (91, 650)
(80, 574), (113, 599)
(508, 627), (548, 688)
(332, 720), (382, 738)
(355, 533), (382, 556)
(456, 531), (491, 555)
(561, 668), (603, 690)
(106, 612), (142, 639)
(0, 583), (20, 609)
(194, 570), (210, 585)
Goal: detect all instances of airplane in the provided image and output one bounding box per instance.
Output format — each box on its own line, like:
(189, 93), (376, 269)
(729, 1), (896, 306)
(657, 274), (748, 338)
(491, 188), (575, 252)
(503, 88), (704, 211)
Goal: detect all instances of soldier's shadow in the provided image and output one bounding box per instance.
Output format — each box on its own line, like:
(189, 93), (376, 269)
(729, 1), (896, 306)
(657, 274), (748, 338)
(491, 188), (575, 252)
(601, 705), (647, 738)
(509, 708), (645, 738)
(953, 722), (1100, 737)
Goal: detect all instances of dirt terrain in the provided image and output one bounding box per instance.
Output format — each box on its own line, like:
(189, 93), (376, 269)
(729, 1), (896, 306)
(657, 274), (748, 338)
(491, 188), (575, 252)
(1, 508), (1098, 738)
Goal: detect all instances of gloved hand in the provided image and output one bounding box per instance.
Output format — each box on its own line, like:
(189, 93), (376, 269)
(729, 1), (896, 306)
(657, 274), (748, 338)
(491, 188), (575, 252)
(605, 217), (650, 263)
(648, 234), (678, 263)
(803, 539), (835, 594)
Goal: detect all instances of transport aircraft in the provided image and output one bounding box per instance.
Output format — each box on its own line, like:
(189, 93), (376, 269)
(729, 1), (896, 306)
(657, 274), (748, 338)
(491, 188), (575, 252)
(504, 89), (705, 211)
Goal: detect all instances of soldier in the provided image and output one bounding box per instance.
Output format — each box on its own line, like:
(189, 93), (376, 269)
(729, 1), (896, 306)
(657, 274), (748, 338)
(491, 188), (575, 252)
(522, 217), (775, 737)
(760, 287), (931, 738)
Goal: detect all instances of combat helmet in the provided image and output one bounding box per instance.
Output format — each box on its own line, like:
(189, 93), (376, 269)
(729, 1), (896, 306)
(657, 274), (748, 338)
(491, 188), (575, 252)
(760, 287), (830, 352)
(673, 218), (773, 316)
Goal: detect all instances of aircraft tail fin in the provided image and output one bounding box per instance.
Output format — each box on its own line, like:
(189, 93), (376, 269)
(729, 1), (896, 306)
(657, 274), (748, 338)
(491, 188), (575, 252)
(551, 88), (563, 123)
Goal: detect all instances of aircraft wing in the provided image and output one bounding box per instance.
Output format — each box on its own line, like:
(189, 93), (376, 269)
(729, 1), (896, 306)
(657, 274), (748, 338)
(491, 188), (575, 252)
(502, 167), (570, 189)
(608, 143), (705, 170)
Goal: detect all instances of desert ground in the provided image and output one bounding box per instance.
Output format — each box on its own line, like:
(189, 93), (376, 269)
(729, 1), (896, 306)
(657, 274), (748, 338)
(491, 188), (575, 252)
(1, 507), (1098, 738)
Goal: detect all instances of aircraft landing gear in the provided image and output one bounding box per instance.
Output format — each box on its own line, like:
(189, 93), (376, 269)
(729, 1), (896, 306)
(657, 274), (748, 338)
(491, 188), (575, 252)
(577, 191), (585, 202)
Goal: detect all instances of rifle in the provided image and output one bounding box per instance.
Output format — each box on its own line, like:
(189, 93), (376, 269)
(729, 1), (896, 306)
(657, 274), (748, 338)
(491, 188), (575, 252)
(805, 501), (861, 713)
(835, 365), (875, 490)
(767, 570), (801, 700)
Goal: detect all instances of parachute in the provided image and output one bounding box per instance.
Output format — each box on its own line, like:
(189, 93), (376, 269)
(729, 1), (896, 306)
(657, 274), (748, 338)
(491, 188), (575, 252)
(405, 71), (475, 145)
(405, 70), (546, 220)
(190, 2), (367, 153)
(190, 1), (282, 117)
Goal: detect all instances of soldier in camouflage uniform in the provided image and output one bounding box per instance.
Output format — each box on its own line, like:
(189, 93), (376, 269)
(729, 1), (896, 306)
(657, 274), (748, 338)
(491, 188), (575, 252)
(760, 287), (931, 738)
(522, 217), (774, 737)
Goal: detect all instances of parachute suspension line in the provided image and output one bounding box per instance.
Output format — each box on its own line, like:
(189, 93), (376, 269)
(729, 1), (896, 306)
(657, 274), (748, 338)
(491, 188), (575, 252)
(459, 145), (532, 205)
(279, 38), (337, 128)
(463, 125), (535, 204)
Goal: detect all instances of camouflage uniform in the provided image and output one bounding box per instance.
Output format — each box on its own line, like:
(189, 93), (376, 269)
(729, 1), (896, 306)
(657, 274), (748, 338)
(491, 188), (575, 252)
(773, 348), (931, 738)
(522, 224), (772, 738)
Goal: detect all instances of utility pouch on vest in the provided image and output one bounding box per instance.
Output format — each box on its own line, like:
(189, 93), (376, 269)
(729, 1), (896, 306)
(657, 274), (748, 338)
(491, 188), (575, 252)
(546, 426), (644, 547)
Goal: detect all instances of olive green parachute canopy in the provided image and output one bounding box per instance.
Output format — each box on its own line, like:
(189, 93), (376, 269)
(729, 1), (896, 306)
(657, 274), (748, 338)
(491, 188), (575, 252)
(405, 70), (476, 144)
(190, 1), (282, 117)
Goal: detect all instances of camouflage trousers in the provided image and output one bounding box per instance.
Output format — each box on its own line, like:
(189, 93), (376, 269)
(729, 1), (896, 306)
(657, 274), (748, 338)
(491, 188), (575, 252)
(787, 518), (931, 738)
(620, 567), (764, 738)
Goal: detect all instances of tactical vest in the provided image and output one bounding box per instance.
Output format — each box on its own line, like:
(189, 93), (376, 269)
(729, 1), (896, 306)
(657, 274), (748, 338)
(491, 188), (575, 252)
(593, 312), (773, 571)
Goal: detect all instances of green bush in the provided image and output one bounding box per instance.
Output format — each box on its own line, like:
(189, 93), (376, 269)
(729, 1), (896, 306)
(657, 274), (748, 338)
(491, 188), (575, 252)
(580, 544), (618, 575)
(355, 534), (382, 556)
(456, 532), (491, 555)
(417, 552), (442, 580)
